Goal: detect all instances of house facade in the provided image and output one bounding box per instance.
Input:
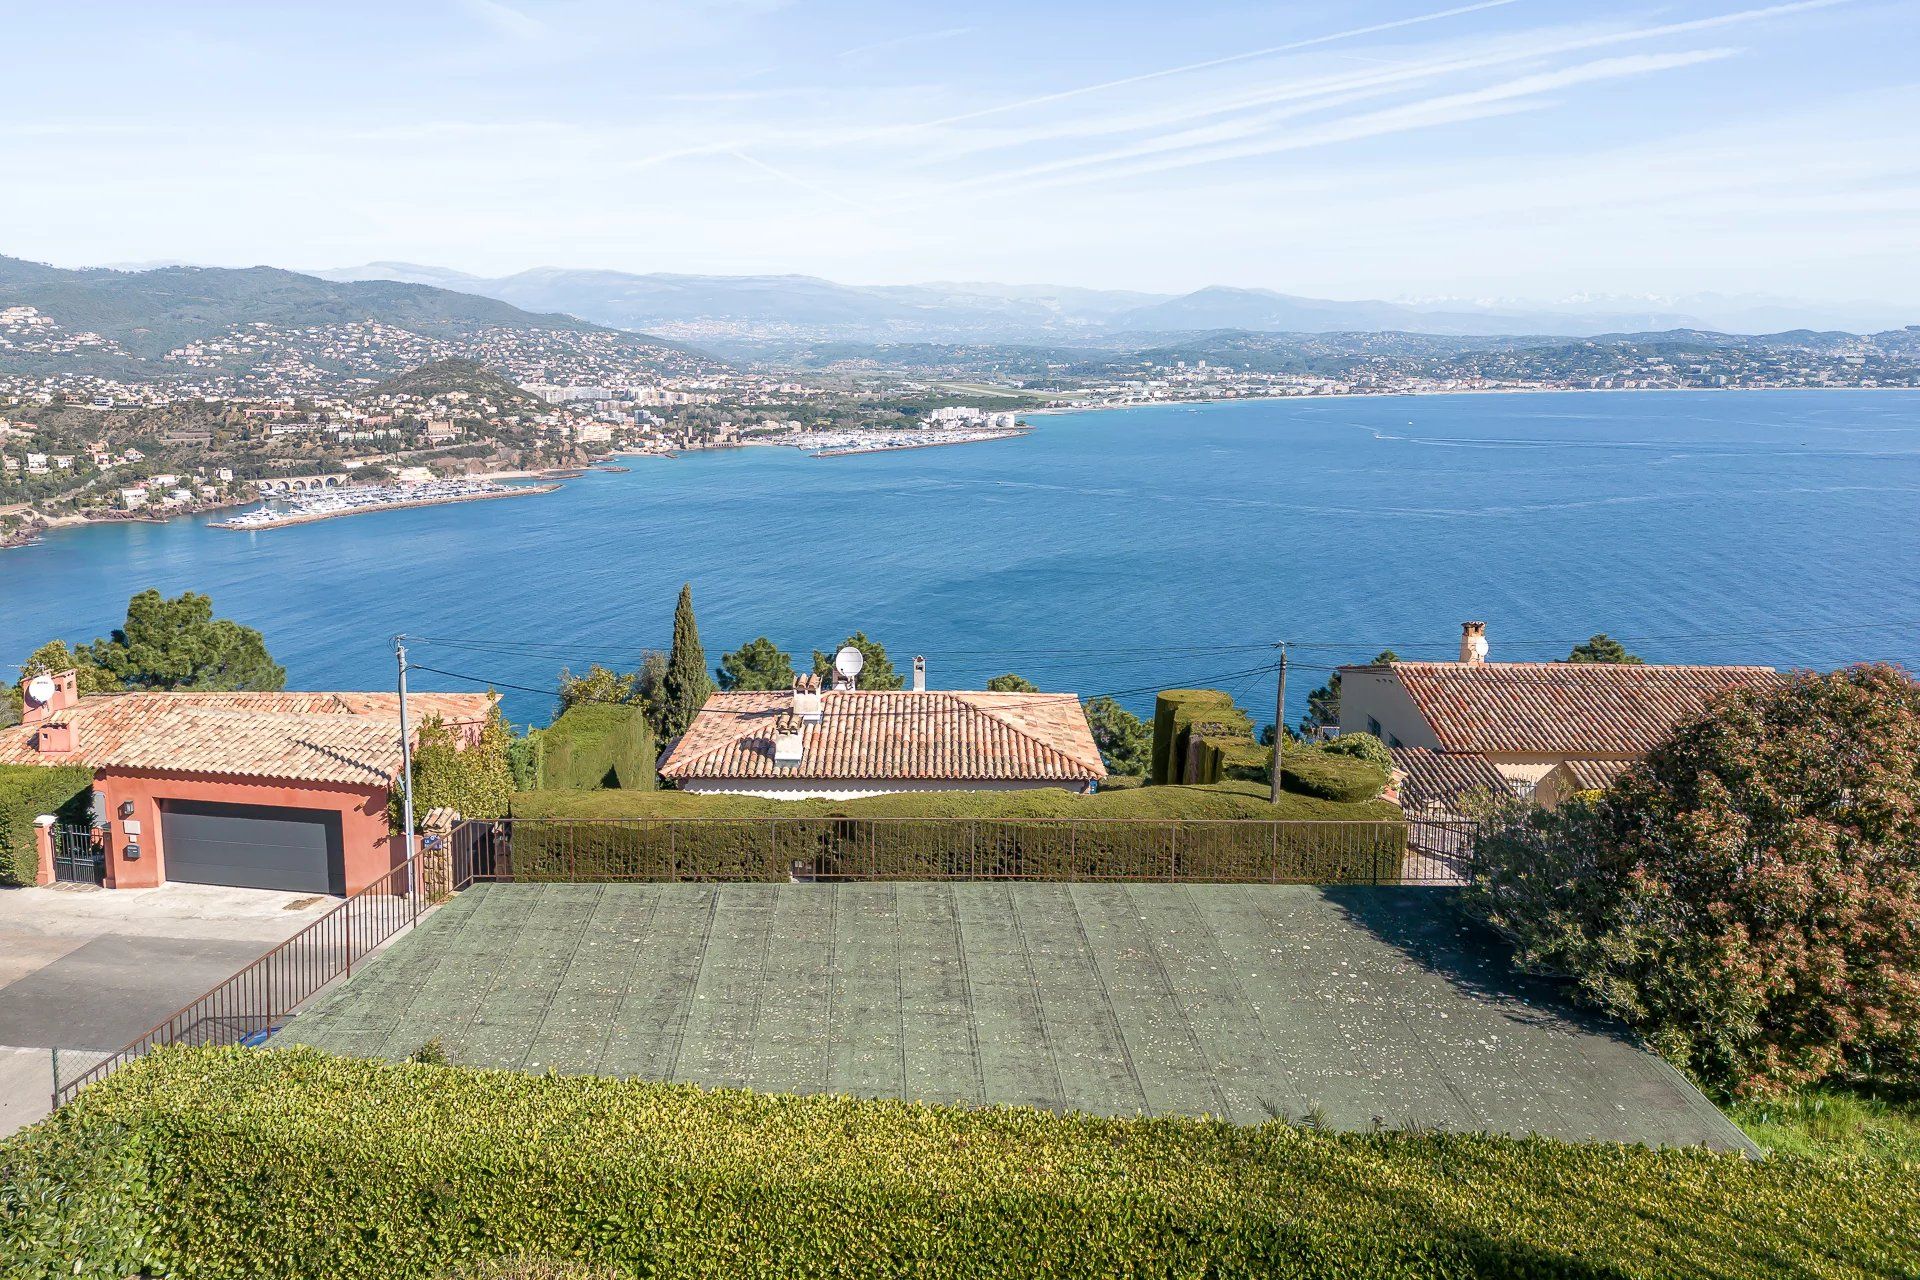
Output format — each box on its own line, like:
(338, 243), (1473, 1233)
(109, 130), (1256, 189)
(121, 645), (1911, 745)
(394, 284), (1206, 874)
(659, 677), (1106, 800)
(3, 670), (492, 894)
(1339, 623), (1775, 814)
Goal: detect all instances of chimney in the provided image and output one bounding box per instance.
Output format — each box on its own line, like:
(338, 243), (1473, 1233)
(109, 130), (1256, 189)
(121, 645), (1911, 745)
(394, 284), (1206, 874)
(913, 655), (926, 693)
(792, 673), (823, 723)
(1459, 621), (1488, 664)
(20, 668), (80, 726)
(35, 719), (76, 755)
(771, 712), (804, 766)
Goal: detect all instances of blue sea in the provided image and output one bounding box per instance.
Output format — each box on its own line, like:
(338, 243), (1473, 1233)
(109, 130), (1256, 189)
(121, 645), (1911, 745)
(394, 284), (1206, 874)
(4, 390), (1917, 728)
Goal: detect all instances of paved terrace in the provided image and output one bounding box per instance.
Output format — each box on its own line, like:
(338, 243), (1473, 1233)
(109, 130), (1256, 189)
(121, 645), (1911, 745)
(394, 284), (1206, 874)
(278, 882), (1753, 1152)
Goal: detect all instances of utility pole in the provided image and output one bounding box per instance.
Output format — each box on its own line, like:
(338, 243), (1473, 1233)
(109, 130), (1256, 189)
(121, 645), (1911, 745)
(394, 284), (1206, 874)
(396, 636), (417, 864)
(1269, 642), (1289, 805)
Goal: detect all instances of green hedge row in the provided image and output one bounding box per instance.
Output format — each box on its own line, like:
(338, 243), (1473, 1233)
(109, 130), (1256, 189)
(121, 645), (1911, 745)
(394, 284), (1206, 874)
(1151, 689), (1251, 785)
(0, 764), (92, 886)
(537, 704), (655, 791)
(494, 811), (1406, 884)
(6, 1046), (1917, 1279)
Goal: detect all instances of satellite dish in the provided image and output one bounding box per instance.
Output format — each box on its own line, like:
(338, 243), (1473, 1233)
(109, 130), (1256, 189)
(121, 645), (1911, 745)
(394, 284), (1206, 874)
(833, 646), (865, 679)
(25, 673), (55, 706)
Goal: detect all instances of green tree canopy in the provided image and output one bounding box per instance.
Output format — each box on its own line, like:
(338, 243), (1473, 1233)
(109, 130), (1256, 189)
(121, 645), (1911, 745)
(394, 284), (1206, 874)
(718, 637), (796, 691)
(812, 632), (903, 691)
(1297, 650), (1397, 738)
(81, 590), (284, 692)
(985, 673), (1037, 693)
(1084, 696), (1151, 777)
(402, 709), (514, 824)
(660, 584), (714, 738)
(555, 663), (637, 718)
(1568, 633), (1644, 665)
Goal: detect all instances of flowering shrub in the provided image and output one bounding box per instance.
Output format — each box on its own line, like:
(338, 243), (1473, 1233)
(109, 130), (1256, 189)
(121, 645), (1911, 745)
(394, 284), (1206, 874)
(1469, 664), (1920, 1096)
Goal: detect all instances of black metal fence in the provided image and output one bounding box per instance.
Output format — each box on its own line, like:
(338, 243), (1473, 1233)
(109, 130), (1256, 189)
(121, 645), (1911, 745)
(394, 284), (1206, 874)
(52, 823), (105, 885)
(51, 855), (424, 1108)
(450, 816), (1480, 888)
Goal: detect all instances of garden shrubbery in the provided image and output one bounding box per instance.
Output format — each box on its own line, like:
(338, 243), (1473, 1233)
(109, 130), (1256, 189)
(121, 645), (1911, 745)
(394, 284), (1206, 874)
(535, 703), (655, 791)
(1468, 664), (1920, 1097)
(501, 782), (1405, 883)
(4, 1046), (1916, 1280)
(0, 763), (93, 885)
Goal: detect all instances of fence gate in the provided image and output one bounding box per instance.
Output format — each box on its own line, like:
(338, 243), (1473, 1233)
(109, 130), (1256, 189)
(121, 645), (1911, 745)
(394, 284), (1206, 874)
(53, 824), (106, 886)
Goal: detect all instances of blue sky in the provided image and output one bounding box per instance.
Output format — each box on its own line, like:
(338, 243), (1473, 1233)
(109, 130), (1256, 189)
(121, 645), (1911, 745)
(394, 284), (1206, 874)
(1, 0), (1914, 304)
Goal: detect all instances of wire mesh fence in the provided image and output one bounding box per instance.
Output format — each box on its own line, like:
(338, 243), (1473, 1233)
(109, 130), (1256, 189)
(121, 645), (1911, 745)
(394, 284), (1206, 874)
(451, 816), (1480, 888)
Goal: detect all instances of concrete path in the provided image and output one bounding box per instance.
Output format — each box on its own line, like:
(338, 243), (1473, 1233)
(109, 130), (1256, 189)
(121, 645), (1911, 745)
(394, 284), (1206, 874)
(281, 882), (1755, 1153)
(0, 882), (332, 1137)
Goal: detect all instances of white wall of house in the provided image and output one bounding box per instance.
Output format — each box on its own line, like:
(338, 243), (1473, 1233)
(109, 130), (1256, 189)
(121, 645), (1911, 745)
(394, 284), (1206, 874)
(677, 777), (1095, 801)
(1336, 669), (1441, 750)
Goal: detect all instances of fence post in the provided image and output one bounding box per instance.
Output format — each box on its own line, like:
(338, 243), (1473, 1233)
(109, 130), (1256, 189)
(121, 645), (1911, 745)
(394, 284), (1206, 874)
(344, 901), (354, 979)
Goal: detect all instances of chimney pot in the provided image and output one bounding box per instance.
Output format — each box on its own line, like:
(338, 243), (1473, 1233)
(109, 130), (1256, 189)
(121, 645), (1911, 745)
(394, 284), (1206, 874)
(792, 673), (823, 723)
(913, 655), (926, 693)
(35, 720), (76, 755)
(1459, 621), (1488, 664)
(772, 712), (805, 766)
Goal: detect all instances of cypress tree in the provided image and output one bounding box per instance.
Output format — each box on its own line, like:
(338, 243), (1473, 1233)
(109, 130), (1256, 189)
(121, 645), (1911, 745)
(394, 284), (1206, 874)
(661, 583), (714, 739)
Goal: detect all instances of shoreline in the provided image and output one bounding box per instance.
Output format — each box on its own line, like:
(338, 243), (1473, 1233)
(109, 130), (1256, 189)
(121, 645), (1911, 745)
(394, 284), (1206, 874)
(1024, 383), (1920, 416)
(807, 428), (1032, 457)
(214, 483), (561, 532)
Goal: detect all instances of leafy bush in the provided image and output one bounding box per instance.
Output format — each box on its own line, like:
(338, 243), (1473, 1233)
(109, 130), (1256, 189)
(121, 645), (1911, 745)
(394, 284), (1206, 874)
(537, 704), (655, 791)
(405, 711), (514, 823)
(1467, 665), (1920, 1097)
(1322, 731), (1392, 772)
(0, 764), (93, 885)
(6, 1046), (1917, 1279)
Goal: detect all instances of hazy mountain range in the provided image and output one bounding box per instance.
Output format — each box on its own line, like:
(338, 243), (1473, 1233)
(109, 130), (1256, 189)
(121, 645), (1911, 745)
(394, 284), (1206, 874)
(312, 262), (1913, 344)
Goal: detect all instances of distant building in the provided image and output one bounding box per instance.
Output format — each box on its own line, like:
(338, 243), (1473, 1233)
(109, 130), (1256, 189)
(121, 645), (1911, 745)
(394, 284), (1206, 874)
(1340, 622), (1777, 814)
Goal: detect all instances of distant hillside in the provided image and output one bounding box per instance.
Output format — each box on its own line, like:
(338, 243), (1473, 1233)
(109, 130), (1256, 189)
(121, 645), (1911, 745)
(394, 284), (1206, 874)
(0, 256), (599, 358)
(370, 358), (541, 406)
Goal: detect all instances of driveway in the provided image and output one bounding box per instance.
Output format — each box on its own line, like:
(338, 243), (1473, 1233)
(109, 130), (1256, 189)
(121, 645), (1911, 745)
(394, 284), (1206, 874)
(0, 882), (333, 1137)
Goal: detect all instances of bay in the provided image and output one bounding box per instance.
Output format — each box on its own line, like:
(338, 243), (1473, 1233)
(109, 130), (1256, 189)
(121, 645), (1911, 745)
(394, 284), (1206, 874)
(4, 389), (1917, 728)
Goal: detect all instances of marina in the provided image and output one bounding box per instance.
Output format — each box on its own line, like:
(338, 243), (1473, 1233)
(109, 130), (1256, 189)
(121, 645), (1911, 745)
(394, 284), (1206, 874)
(213, 477), (558, 531)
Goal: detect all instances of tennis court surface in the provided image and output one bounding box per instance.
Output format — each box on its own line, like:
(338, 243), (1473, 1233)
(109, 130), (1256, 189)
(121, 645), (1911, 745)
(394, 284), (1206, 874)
(276, 881), (1753, 1152)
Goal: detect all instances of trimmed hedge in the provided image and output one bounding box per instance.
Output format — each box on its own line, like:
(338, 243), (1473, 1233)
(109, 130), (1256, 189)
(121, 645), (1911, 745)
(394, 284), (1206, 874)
(1280, 742), (1389, 804)
(0, 763), (92, 886)
(537, 704), (655, 791)
(503, 784), (1406, 883)
(1151, 690), (1250, 785)
(6, 1046), (1918, 1279)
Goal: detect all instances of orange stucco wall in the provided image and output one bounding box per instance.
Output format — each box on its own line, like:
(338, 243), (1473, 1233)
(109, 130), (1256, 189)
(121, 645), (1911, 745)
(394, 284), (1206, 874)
(92, 768), (401, 894)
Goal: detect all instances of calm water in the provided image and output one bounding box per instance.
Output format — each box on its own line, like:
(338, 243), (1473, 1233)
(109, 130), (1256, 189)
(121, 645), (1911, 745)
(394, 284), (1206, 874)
(4, 390), (1917, 727)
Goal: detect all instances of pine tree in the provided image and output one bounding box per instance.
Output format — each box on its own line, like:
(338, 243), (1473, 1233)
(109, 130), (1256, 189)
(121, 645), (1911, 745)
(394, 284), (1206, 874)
(660, 584), (714, 738)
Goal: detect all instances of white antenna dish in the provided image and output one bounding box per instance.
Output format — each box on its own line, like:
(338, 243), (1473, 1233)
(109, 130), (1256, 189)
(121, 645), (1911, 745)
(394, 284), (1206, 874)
(833, 646), (865, 679)
(25, 674), (55, 705)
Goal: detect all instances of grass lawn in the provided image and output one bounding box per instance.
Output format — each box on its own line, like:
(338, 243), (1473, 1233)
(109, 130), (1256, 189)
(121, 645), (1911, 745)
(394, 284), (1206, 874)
(1729, 1085), (1920, 1163)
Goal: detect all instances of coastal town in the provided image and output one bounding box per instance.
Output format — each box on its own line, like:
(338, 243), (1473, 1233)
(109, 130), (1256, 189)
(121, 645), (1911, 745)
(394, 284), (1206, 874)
(6, 260), (1920, 549)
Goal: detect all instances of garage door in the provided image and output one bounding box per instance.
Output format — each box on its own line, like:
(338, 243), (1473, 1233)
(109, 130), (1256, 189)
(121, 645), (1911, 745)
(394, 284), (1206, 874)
(160, 801), (345, 895)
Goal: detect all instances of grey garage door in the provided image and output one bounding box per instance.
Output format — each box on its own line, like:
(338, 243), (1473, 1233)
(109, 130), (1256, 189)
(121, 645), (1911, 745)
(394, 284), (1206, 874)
(160, 800), (345, 895)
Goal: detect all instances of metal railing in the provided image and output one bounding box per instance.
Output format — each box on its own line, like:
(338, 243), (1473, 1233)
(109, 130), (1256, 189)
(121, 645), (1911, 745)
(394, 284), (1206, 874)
(52, 855), (424, 1108)
(450, 815), (1481, 888)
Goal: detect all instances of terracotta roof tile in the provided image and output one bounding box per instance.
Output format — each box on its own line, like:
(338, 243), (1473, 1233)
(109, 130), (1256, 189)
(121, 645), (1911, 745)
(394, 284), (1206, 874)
(659, 690), (1106, 783)
(1381, 662), (1777, 755)
(1389, 747), (1513, 814)
(0, 690), (495, 785)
